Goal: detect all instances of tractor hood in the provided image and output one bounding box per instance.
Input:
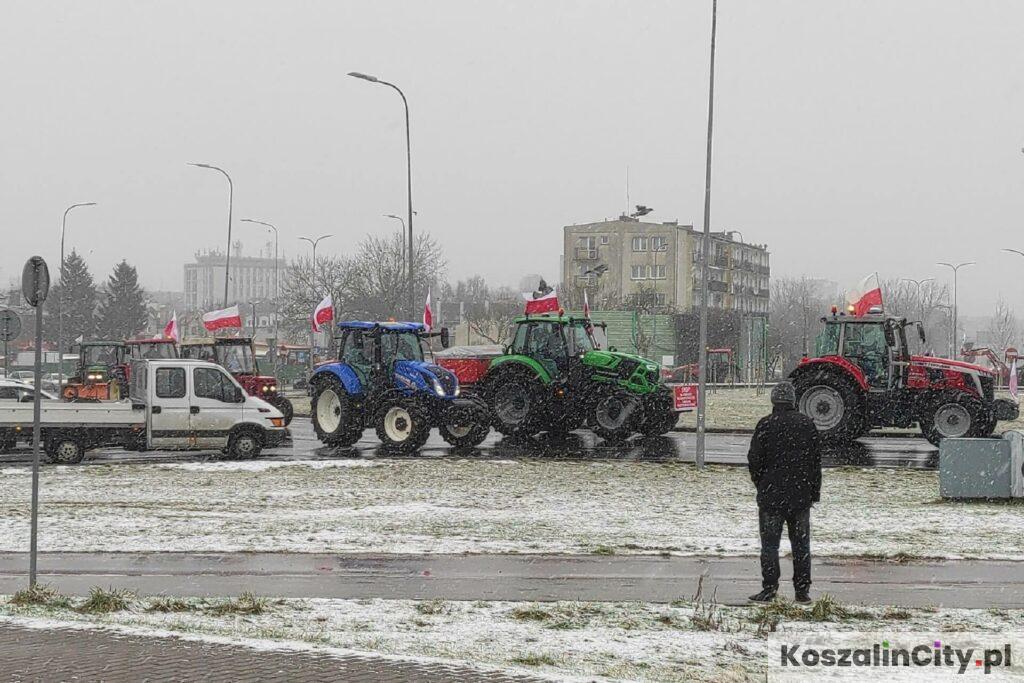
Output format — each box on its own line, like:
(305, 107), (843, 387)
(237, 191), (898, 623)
(583, 349), (660, 373)
(910, 355), (995, 377)
(394, 359), (460, 398)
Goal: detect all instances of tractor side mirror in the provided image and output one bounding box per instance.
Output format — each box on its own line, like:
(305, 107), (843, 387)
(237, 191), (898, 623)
(440, 327), (451, 349)
(916, 322), (926, 344)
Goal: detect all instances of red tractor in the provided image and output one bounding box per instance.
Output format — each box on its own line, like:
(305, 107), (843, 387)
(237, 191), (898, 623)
(179, 337), (294, 425)
(790, 310), (1019, 445)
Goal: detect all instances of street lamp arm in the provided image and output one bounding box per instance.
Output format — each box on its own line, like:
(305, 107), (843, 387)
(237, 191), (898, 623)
(1002, 248), (1024, 258)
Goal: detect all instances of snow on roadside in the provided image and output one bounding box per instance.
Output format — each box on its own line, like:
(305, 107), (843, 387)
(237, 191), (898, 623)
(1, 459), (1023, 558)
(2, 595), (1022, 682)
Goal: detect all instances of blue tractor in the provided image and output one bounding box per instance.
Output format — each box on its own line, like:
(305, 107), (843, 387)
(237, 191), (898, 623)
(308, 321), (490, 453)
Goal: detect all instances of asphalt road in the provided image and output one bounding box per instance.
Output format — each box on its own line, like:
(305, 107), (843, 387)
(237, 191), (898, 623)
(1, 551), (1017, 609)
(0, 419), (939, 468)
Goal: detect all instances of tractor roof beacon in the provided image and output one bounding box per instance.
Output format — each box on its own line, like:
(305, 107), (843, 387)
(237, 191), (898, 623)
(789, 310), (1019, 446)
(307, 321), (490, 453)
(479, 314), (679, 441)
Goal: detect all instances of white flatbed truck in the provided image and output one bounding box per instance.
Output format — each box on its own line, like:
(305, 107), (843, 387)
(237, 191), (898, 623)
(0, 359), (287, 464)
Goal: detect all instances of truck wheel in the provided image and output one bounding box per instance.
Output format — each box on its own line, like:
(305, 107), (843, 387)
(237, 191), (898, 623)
(485, 373), (544, 437)
(921, 392), (983, 446)
(794, 374), (865, 443)
(45, 434), (86, 465)
(227, 429), (263, 460)
(375, 398), (430, 454)
(312, 377), (363, 447)
(439, 397), (490, 449)
(590, 389), (640, 442)
(270, 396), (294, 426)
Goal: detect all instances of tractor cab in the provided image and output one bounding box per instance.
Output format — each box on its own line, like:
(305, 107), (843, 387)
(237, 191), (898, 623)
(64, 341), (128, 401)
(276, 344), (311, 390)
(506, 315), (606, 381)
(180, 337), (293, 424)
(812, 311), (922, 391)
(126, 338), (179, 361)
(334, 321), (451, 391)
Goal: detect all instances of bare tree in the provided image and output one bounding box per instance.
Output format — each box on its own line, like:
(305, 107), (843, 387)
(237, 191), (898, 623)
(346, 230), (446, 320)
(279, 255), (355, 342)
(768, 276), (839, 374)
(983, 297), (1018, 352)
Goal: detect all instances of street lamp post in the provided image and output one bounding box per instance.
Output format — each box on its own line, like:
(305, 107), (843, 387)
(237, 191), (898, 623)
(189, 163), (234, 308)
(349, 71), (415, 320)
(58, 201), (97, 380)
(385, 214), (406, 265)
(695, 0), (719, 469)
(241, 219), (280, 364)
(899, 277), (935, 328)
(935, 303), (955, 358)
(937, 262), (974, 358)
(299, 235), (333, 372)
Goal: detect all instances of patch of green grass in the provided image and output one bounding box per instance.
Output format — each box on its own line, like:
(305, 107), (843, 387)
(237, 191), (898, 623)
(77, 586), (135, 614)
(207, 592), (267, 616)
(145, 596), (197, 613)
(509, 606), (550, 622)
(592, 545), (616, 556)
(881, 607), (913, 621)
(511, 653), (558, 667)
(750, 594), (873, 627)
(413, 599), (448, 616)
(9, 583), (72, 609)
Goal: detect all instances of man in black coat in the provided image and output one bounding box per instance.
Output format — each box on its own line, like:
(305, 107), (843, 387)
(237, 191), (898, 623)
(747, 381), (822, 603)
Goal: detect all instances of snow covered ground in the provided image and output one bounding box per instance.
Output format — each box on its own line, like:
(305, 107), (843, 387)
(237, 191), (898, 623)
(2, 459), (1023, 558)
(3, 591), (1022, 681)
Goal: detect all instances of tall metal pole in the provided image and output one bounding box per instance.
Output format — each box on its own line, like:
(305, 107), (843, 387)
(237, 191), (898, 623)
(385, 214), (406, 267)
(241, 219), (280, 364)
(299, 235), (333, 372)
(695, 0), (718, 469)
(189, 163), (234, 308)
(937, 262), (973, 358)
(58, 202), (97, 381)
(349, 72), (414, 319)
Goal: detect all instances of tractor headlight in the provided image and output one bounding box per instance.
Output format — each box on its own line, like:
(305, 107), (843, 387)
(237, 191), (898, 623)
(261, 385), (270, 392)
(432, 378), (446, 397)
(454, 385), (461, 397)
(269, 385), (277, 393)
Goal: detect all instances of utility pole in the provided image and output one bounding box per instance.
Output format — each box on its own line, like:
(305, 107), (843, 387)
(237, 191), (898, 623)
(695, 0), (718, 469)
(937, 262), (973, 359)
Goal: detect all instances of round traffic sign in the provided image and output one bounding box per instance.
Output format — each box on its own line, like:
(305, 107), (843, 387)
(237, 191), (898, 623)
(0, 310), (20, 342)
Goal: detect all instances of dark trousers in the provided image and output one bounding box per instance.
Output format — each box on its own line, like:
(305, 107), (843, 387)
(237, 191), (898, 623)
(758, 506), (811, 592)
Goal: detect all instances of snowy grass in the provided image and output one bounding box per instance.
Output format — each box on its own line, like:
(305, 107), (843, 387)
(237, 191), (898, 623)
(675, 388), (771, 431)
(2, 459), (1024, 558)
(2, 589), (1022, 682)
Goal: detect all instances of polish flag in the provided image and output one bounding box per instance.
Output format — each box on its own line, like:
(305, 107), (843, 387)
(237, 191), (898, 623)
(311, 294), (333, 333)
(202, 304), (242, 331)
(848, 273), (883, 317)
(1010, 357), (1018, 401)
(163, 311), (179, 342)
(583, 290), (591, 318)
(423, 289), (433, 332)
(523, 289), (559, 315)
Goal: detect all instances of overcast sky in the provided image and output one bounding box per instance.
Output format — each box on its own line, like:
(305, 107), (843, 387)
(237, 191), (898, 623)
(1, 1), (1021, 314)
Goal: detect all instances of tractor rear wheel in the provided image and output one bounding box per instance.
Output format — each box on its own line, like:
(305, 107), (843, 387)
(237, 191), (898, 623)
(590, 389), (641, 442)
(921, 391), (984, 446)
(794, 374), (865, 443)
(640, 386), (678, 437)
(311, 376), (362, 447)
(485, 372), (546, 437)
(439, 397), (490, 449)
(375, 398), (431, 454)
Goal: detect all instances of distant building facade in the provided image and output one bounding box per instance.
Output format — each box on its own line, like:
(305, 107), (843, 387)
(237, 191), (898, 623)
(562, 217), (770, 314)
(183, 247), (285, 341)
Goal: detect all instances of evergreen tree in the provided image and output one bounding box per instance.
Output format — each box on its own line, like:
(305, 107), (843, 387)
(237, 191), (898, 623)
(96, 260), (148, 339)
(44, 249), (98, 349)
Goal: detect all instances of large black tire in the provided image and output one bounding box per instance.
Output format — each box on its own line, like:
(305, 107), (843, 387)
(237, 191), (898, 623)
(920, 391), (985, 446)
(439, 397), (491, 449)
(227, 428), (263, 460)
(44, 433), (86, 465)
(793, 372), (866, 443)
(311, 376), (363, 447)
(375, 397), (431, 454)
(269, 395), (294, 426)
(484, 371), (546, 437)
(640, 386), (678, 437)
(590, 389), (641, 442)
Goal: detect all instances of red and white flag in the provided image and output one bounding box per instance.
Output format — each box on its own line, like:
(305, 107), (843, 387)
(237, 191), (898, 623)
(583, 290), (591, 318)
(162, 311), (179, 343)
(202, 304), (241, 331)
(311, 294), (333, 333)
(848, 273), (883, 316)
(423, 289), (433, 332)
(523, 289), (559, 315)
(1010, 357), (1018, 401)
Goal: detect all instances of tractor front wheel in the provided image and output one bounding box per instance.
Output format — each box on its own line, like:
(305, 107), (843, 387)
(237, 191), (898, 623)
(311, 377), (363, 447)
(439, 398), (490, 449)
(794, 374), (865, 443)
(485, 373), (545, 437)
(590, 389), (641, 442)
(921, 391), (984, 446)
(375, 398), (431, 454)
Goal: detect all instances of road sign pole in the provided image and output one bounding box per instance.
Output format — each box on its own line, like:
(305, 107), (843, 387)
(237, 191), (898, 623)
(22, 256), (50, 590)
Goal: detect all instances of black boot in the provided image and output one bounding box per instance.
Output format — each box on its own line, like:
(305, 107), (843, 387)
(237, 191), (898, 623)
(794, 590), (812, 604)
(748, 587), (777, 603)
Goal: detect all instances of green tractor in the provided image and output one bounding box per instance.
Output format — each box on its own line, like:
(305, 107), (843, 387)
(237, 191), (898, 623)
(474, 315), (679, 440)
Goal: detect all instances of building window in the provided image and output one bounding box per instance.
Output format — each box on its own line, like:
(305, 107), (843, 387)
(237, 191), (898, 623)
(600, 235), (610, 245)
(630, 265), (647, 280)
(631, 236), (648, 252)
(650, 264), (666, 279)
(650, 236), (668, 251)
(578, 236), (597, 249)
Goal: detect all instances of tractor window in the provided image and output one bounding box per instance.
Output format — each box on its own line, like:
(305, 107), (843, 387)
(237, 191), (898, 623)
(341, 330), (371, 376)
(141, 344), (175, 360)
(217, 344), (255, 374)
(528, 322), (568, 372)
(843, 323), (888, 388)
(381, 332), (425, 364)
(814, 324), (841, 357)
(83, 346), (119, 367)
(510, 323), (529, 355)
(567, 323), (596, 355)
